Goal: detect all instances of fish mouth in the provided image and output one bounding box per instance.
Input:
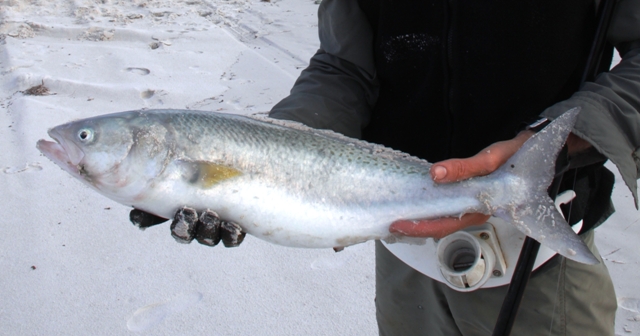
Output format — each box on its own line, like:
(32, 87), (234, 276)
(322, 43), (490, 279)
(36, 128), (85, 177)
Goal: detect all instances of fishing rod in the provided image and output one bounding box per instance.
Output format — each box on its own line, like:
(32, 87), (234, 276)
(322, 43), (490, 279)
(492, 0), (617, 335)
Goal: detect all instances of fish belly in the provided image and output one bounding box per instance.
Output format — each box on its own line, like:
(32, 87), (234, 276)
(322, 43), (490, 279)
(132, 170), (485, 248)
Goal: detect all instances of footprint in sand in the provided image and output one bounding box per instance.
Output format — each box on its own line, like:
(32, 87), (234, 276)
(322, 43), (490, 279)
(3, 162), (42, 174)
(126, 291), (203, 332)
(619, 297), (640, 313)
(125, 67), (151, 75)
(141, 89), (155, 99)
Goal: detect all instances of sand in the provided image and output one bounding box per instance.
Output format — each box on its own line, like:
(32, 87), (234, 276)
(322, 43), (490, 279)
(0, 0), (637, 335)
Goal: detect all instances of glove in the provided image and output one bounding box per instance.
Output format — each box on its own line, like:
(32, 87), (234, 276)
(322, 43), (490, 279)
(129, 207), (246, 247)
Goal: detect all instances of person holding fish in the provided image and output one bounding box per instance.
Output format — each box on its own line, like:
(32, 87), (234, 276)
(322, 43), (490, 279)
(264, 1), (639, 335)
(42, 0), (637, 334)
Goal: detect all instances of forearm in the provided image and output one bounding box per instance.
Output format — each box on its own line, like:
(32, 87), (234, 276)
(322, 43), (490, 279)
(541, 0), (640, 206)
(269, 0), (378, 138)
(269, 50), (378, 138)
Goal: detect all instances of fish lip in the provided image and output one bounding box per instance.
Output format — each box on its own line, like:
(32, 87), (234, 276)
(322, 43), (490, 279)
(36, 126), (85, 177)
(47, 127), (85, 166)
(36, 138), (80, 177)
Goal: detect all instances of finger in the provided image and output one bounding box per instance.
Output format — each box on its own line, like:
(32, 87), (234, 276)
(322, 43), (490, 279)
(431, 131), (533, 183)
(220, 221), (246, 247)
(170, 207), (198, 243)
(389, 213), (490, 239)
(129, 209), (168, 229)
(195, 210), (222, 247)
(566, 133), (592, 155)
(431, 148), (508, 183)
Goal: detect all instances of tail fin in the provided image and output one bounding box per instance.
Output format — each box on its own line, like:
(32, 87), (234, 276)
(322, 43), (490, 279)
(493, 108), (599, 265)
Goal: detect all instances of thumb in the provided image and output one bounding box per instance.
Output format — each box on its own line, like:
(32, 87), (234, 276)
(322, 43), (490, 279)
(430, 156), (495, 183)
(431, 131), (534, 183)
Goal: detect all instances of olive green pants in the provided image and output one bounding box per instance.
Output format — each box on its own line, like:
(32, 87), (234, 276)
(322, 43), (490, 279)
(375, 230), (617, 335)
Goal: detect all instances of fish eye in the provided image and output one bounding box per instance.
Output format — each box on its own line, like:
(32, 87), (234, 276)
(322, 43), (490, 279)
(77, 128), (94, 142)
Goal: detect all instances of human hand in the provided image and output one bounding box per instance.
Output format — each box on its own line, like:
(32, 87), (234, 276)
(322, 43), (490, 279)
(566, 133), (592, 155)
(130, 207), (246, 247)
(389, 130), (536, 239)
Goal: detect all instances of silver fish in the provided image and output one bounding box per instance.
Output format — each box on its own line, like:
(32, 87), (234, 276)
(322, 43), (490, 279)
(36, 108), (597, 264)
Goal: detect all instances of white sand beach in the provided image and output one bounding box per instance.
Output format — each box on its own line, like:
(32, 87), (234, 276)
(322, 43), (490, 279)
(0, 0), (638, 335)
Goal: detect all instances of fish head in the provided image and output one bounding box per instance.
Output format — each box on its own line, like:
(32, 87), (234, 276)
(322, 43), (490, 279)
(37, 113), (171, 201)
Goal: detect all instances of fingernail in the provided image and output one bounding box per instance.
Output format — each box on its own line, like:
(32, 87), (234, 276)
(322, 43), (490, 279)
(432, 166), (447, 180)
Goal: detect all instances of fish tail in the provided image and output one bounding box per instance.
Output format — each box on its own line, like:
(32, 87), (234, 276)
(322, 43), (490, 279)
(493, 107), (598, 265)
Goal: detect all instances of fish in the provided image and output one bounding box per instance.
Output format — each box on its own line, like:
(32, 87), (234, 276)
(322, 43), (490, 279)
(36, 107), (598, 264)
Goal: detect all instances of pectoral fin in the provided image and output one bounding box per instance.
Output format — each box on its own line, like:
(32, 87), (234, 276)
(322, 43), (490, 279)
(178, 160), (242, 188)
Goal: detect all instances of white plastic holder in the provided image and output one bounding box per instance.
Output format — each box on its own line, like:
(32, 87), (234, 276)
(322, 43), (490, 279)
(382, 190), (581, 291)
(436, 223), (507, 291)
(436, 231), (493, 291)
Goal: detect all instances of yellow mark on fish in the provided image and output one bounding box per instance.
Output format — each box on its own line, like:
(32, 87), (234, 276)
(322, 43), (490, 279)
(184, 161), (242, 188)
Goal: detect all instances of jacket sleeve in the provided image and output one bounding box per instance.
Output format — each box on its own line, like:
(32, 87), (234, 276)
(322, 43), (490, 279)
(541, 0), (640, 207)
(268, 0), (378, 139)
